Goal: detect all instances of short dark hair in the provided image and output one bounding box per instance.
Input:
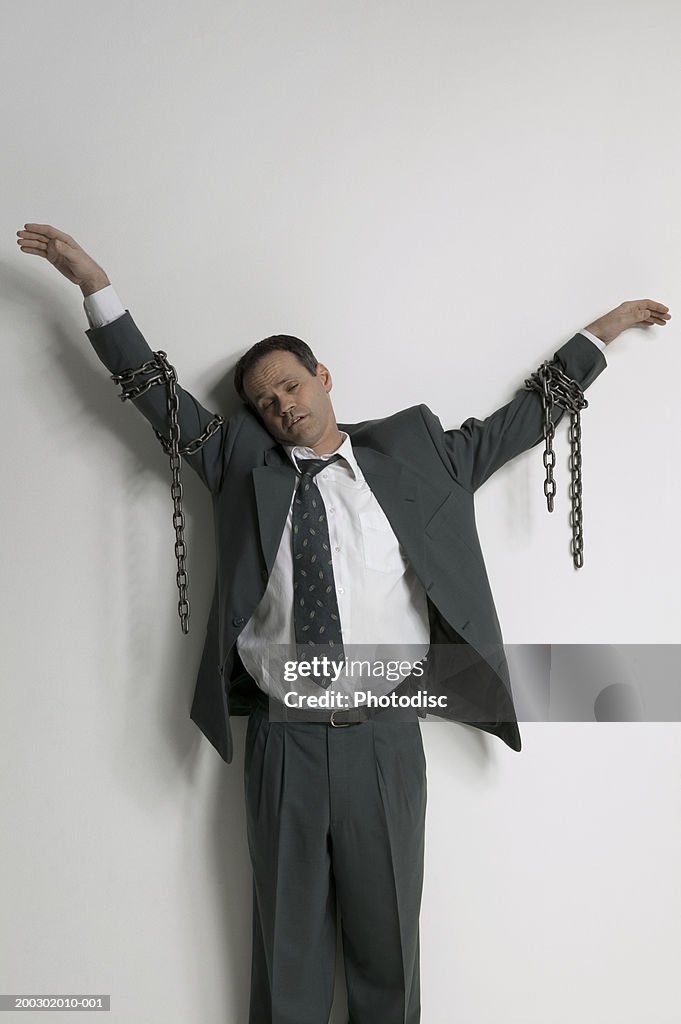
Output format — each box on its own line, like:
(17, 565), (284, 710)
(234, 335), (319, 408)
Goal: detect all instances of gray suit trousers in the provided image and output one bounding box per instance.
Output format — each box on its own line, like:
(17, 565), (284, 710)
(244, 696), (428, 1024)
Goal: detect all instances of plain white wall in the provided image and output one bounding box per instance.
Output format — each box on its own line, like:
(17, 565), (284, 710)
(2, 1), (680, 1021)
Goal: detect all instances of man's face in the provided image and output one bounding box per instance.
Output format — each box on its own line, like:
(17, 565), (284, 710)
(242, 350), (339, 450)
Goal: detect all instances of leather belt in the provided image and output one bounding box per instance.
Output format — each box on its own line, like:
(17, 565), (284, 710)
(262, 701), (374, 727)
(253, 694), (418, 727)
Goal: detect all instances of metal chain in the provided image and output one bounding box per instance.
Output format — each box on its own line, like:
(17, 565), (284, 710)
(523, 361), (588, 569)
(110, 351), (224, 633)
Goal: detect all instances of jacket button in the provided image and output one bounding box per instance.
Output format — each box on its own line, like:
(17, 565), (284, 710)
(261, 569), (268, 581)
(232, 616), (245, 627)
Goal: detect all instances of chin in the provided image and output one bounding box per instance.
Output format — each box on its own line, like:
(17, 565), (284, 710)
(289, 417), (313, 438)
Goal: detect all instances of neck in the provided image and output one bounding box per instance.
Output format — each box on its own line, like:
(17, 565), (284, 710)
(308, 427), (345, 456)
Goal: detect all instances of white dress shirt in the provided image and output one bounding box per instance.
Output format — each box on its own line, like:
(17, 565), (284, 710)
(83, 285), (607, 700)
(236, 434), (432, 700)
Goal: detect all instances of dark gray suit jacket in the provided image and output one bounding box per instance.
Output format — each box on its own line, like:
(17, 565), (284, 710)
(86, 312), (607, 761)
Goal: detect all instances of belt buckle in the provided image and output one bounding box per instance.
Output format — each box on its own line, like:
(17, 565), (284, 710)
(329, 709), (353, 728)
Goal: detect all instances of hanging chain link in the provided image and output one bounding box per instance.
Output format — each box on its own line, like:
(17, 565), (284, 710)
(110, 351), (224, 633)
(523, 361), (588, 569)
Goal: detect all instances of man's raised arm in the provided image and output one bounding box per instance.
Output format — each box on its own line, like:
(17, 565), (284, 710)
(425, 300), (670, 495)
(16, 222), (230, 495)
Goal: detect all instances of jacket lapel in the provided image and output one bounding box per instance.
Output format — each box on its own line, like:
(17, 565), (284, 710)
(251, 446), (296, 575)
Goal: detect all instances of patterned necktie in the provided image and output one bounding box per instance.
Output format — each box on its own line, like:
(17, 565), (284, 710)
(292, 454), (345, 688)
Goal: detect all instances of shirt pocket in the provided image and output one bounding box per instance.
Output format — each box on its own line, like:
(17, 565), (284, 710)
(359, 507), (406, 575)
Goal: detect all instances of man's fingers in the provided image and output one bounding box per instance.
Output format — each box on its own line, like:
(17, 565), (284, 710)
(22, 222), (68, 238)
(20, 223), (77, 246)
(17, 237), (47, 250)
(17, 245), (47, 257)
(635, 299), (671, 316)
(17, 237), (48, 257)
(640, 314), (668, 325)
(624, 299), (672, 325)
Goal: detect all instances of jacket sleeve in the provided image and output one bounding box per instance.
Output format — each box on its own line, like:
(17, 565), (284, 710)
(85, 309), (229, 494)
(422, 332), (608, 494)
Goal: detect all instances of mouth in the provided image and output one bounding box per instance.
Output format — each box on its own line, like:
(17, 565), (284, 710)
(287, 415), (307, 431)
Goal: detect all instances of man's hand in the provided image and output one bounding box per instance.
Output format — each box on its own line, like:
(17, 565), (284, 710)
(585, 299), (671, 345)
(16, 223), (110, 296)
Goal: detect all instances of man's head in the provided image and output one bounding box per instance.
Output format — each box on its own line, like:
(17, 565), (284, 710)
(234, 335), (342, 453)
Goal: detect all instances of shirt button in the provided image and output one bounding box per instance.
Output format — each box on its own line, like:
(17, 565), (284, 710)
(328, 507), (335, 513)
(334, 545), (341, 552)
(337, 587), (344, 595)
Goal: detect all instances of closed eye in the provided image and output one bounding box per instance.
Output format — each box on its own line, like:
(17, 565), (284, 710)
(262, 382), (298, 411)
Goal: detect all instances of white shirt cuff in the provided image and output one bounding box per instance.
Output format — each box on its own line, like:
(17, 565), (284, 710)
(83, 285), (126, 329)
(578, 328), (607, 352)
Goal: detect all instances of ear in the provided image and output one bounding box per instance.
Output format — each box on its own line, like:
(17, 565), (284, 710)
(316, 363), (333, 392)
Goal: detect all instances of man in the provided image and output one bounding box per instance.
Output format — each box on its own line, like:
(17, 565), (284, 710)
(17, 222), (671, 1024)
